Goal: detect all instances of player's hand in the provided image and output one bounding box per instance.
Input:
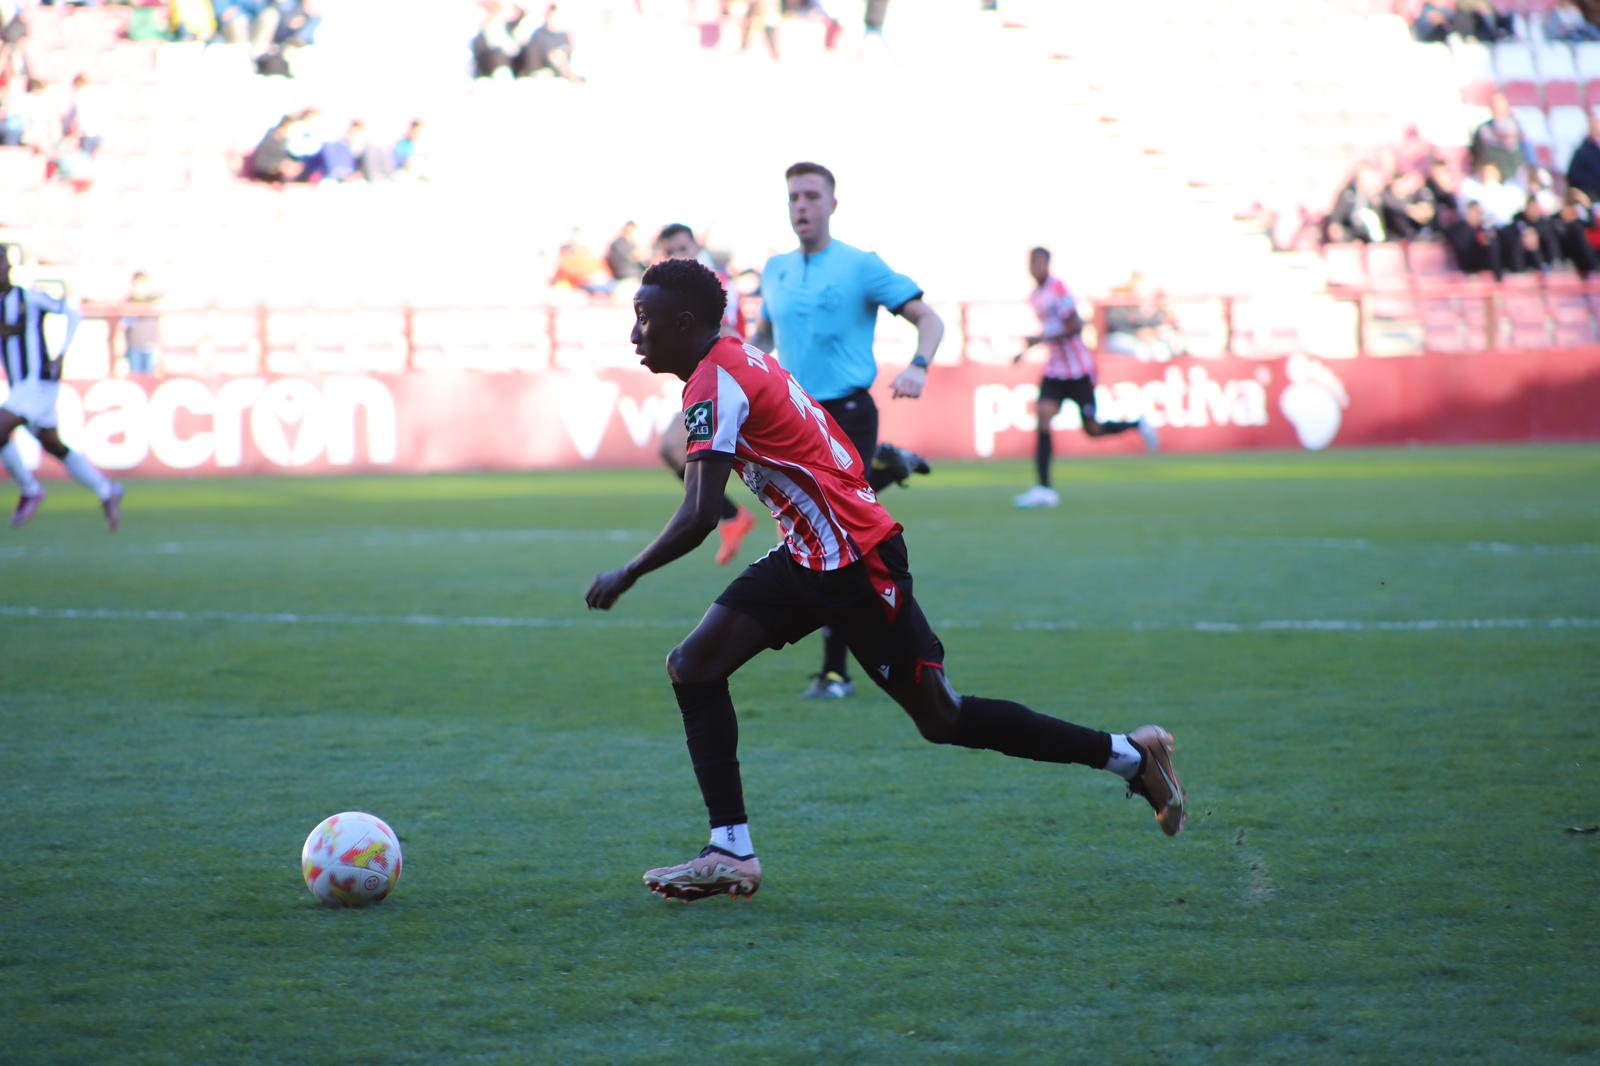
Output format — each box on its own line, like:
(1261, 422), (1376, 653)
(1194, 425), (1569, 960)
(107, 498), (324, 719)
(889, 365), (927, 399)
(585, 567), (635, 611)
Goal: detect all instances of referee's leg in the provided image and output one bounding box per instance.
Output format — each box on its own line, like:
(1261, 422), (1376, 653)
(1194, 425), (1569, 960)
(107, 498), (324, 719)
(812, 392), (880, 694)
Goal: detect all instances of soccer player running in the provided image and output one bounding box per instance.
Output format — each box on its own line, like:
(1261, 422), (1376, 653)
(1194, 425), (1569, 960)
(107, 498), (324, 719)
(586, 259), (1186, 903)
(653, 223), (758, 566)
(752, 161), (943, 699)
(0, 254), (124, 530)
(1012, 246), (1159, 510)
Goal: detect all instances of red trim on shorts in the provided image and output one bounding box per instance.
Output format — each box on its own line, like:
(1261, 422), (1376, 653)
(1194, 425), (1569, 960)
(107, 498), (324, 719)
(861, 545), (902, 623)
(913, 659), (944, 685)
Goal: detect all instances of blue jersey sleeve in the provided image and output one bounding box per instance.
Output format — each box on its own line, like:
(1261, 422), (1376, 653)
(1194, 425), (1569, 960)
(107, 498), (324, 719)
(861, 252), (922, 314)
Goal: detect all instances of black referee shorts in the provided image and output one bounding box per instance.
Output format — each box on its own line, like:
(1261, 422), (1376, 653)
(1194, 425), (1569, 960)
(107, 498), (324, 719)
(714, 533), (946, 689)
(1039, 375), (1098, 420)
(819, 388), (878, 470)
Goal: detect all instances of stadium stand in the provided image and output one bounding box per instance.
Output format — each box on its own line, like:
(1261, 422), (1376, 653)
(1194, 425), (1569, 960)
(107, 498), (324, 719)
(2, 0), (1599, 377)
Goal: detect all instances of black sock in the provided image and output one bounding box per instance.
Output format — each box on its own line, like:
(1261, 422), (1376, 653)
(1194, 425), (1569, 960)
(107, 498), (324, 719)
(1034, 430), (1052, 487)
(821, 625), (849, 679)
(719, 495), (738, 521)
(1090, 420), (1140, 437)
(953, 696), (1110, 767)
(672, 680), (747, 828)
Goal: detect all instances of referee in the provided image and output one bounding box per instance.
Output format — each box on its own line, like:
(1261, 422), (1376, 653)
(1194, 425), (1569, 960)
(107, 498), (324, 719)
(752, 161), (946, 699)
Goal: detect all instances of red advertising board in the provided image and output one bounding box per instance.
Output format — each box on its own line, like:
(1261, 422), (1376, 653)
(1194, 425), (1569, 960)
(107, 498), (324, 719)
(8, 349), (1600, 477)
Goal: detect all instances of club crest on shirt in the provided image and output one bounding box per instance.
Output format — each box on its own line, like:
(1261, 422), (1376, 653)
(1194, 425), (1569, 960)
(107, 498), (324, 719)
(684, 401), (713, 443)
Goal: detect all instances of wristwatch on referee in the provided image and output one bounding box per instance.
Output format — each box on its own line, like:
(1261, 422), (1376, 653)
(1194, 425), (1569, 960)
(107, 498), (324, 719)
(909, 354), (930, 369)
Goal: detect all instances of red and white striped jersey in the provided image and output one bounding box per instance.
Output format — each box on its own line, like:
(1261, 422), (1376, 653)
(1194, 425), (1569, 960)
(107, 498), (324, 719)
(1029, 275), (1096, 381)
(683, 336), (901, 571)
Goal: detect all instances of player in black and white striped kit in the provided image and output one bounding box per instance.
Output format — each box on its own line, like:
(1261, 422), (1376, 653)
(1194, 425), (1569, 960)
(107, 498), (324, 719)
(0, 252), (124, 530)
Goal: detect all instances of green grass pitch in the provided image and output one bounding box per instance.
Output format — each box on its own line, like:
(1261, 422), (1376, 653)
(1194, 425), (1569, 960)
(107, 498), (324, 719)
(2, 445), (1597, 1064)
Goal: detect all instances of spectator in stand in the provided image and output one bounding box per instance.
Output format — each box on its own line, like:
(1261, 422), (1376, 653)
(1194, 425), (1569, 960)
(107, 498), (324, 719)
(515, 4), (585, 83)
(283, 107), (327, 180)
(169, 0), (217, 42)
(1514, 188), (1599, 276)
(2, 78), (57, 152)
(393, 118), (427, 180)
(0, 0), (32, 81)
(740, 0), (782, 60)
(472, 1), (519, 79)
(318, 120), (361, 183)
(1411, 1), (1454, 43)
(1545, 0), (1600, 42)
(553, 229), (612, 294)
(275, 0), (321, 48)
(1381, 168), (1442, 241)
(213, 0), (281, 55)
(1460, 160), (1527, 230)
(1564, 112), (1600, 202)
(249, 115), (304, 182)
(48, 133), (93, 190)
(1445, 200), (1510, 278)
(63, 73), (104, 158)
(114, 270), (161, 377)
(1324, 161), (1388, 243)
(1471, 93), (1533, 185)
(606, 221), (646, 284)
(1425, 156), (1463, 229)
(1559, 188), (1599, 276)
(1103, 273), (1182, 363)
(1455, 0), (1516, 41)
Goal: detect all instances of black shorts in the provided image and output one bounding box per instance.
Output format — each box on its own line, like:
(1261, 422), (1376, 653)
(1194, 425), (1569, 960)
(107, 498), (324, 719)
(820, 388), (878, 468)
(714, 533), (945, 689)
(1040, 375), (1097, 419)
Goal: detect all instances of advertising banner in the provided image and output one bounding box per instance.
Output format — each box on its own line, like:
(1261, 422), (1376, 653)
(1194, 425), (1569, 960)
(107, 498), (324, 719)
(8, 349), (1600, 477)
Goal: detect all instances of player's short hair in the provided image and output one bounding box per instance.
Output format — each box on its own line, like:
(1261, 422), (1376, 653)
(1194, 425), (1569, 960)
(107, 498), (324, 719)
(640, 257), (727, 327)
(785, 161), (836, 190)
(656, 222), (694, 245)
(1030, 246), (1051, 260)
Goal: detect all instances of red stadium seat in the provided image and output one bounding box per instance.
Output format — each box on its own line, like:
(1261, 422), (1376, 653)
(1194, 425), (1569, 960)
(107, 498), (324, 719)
(1406, 241), (1452, 279)
(1549, 290), (1600, 346)
(1366, 242), (1408, 287)
(1499, 282), (1550, 348)
(1543, 79), (1582, 108)
(1323, 242), (1367, 287)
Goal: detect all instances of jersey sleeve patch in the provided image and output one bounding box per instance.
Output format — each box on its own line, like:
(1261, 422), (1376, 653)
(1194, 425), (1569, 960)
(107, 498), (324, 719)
(684, 400), (714, 444)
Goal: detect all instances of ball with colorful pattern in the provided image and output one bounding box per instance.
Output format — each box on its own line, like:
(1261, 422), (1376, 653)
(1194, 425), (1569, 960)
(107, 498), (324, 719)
(300, 811), (403, 906)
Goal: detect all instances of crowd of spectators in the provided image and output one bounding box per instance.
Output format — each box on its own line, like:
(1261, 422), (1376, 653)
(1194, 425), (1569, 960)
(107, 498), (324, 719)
(247, 111), (427, 185)
(0, 70), (109, 191)
(472, 2), (584, 82)
(1407, 0), (1600, 44)
(1322, 91), (1600, 280)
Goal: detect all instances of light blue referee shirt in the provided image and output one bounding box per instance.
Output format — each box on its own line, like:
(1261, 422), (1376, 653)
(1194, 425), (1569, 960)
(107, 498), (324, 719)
(759, 240), (922, 403)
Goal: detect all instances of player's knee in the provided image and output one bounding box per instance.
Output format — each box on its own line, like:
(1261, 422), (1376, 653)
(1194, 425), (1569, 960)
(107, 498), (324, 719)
(41, 438), (69, 459)
(901, 683), (963, 745)
(665, 642), (709, 686)
(1082, 420), (1105, 437)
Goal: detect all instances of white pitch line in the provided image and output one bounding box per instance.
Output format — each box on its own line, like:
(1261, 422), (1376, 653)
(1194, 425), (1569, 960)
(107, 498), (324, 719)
(0, 527), (648, 560)
(2, 605), (1596, 635)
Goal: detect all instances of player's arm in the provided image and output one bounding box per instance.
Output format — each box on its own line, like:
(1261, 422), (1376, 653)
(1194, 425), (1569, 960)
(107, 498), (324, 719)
(585, 455), (737, 610)
(1015, 309), (1084, 362)
(887, 298), (944, 399)
(35, 291), (84, 355)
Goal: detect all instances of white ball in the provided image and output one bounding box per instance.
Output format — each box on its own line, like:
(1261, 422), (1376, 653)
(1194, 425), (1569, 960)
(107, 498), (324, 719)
(300, 811), (403, 906)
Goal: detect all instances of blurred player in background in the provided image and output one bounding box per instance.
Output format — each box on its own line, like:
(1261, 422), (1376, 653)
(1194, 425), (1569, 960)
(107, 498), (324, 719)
(654, 222), (757, 566)
(752, 161), (945, 699)
(1012, 246), (1158, 510)
(0, 252), (124, 530)
(585, 258), (1186, 902)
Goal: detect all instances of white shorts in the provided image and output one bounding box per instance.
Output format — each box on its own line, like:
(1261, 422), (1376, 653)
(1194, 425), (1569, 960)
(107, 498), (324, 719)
(0, 379), (61, 429)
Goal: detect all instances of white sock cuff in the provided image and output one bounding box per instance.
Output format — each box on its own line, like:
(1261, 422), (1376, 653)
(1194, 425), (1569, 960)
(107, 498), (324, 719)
(709, 822), (754, 858)
(62, 449), (111, 500)
(1106, 733), (1142, 780)
(1, 442), (40, 495)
